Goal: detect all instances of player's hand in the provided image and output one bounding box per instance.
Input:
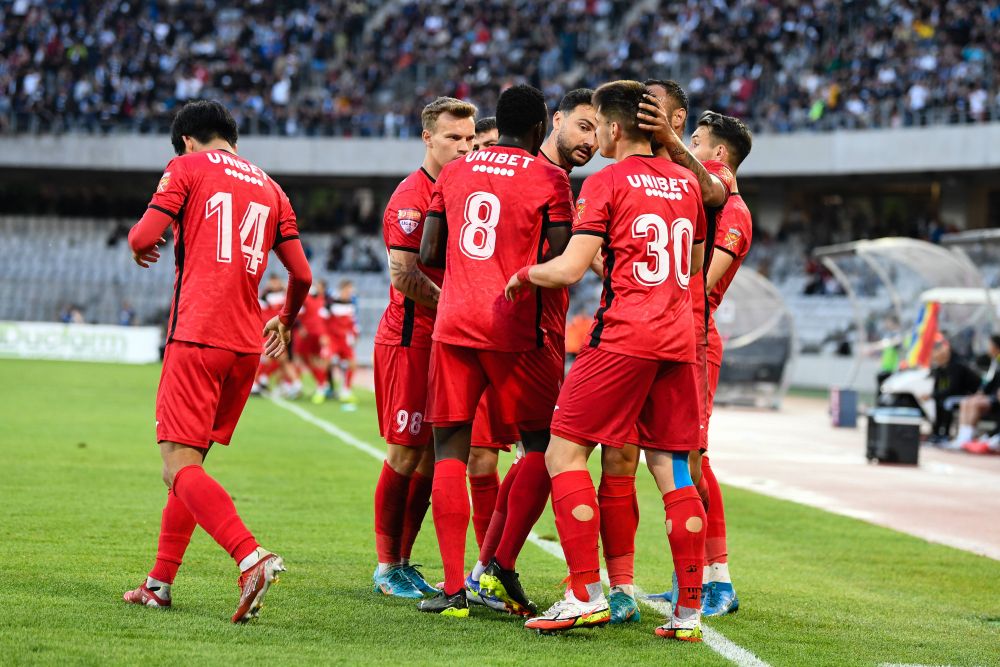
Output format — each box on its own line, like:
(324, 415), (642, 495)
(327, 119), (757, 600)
(637, 94), (681, 151)
(133, 236), (166, 268)
(505, 273), (532, 301)
(262, 316), (292, 359)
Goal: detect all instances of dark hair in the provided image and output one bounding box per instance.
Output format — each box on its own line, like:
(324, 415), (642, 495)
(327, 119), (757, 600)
(475, 116), (497, 134)
(495, 84), (548, 137)
(170, 100), (239, 156)
(558, 88), (595, 114)
(697, 110), (753, 167)
(592, 80), (650, 142)
(644, 79), (689, 112)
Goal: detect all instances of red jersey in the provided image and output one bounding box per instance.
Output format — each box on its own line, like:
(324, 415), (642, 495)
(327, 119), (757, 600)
(707, 194), (753, 366)
(374, 168), (442, 348)
(430, 145), (574, 351)
(574, 154), (706, 362)
(148, 150), (299, 354)
(691, 159), (734, 344)
(538, 151), (571, 341)
(328, 299), (359, 343)
(297, 292), (328, 336)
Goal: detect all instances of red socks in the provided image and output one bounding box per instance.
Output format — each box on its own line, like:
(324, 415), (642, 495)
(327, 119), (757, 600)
(172, 465), (258, 565)
(551, 469), (600, 601)
(399, 470), (433, 561)
(469, 471), (500, 549)
(309, 363), (327, 387)
(344, 367), (355, 390)
(598, 473), (638, 588)
(431, 459), (470, 595)
(701, 455), (728, 564)
(663, 485), (707, 611)
(374, 461), (410, 563)
(493, 452), (550, 570)
(149, 489), (197, 584)
(477, 458), (522, 564)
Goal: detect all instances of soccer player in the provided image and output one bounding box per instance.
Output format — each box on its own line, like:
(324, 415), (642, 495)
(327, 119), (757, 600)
(473, 116), (498, 151)
(372, 97), (477, 599)
(685, 110), (754, 616)
(122, 100), (312, 623)
(327, 278), (359, 404)
(506, 80), (709, 641)
(469, 88), (596, 610)
(295, 284), (332, 403)
(416, 84), (574, 617)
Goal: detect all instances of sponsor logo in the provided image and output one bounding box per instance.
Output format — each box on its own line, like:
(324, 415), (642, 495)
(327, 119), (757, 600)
(398, 208), (422, 234)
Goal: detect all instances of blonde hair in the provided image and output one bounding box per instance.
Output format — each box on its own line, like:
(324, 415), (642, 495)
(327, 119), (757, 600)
(421, 97), (477, 132)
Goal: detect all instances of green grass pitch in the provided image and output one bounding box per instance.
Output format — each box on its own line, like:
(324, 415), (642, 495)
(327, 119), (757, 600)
(1, 358), (998, 666)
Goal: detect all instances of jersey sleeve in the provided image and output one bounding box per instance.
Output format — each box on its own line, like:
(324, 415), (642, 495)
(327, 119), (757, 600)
(383, 186), (427, 253)
(147, 157), (192, 218)
(427, 171), (446, 217)
(702, 160), (734, 201)
(545, 170), (574, 226)
(273, 183), (300, 247)
(572, 172), (613, 238)
(714, 206), (751, 259)
(694, 201), (707, 244)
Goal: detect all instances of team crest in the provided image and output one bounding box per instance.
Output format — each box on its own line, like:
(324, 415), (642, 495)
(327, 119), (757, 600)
(397, 208), (422, 234)
(156, 172), (171, 193)
(576, 198), (586, 220)
(724, 227), (742, 250)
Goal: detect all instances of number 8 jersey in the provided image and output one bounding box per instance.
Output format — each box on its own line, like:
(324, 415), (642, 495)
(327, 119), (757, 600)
(574, 154), (706, 362)
(428, 145), (574, 352)
(147, 150), (299, 353)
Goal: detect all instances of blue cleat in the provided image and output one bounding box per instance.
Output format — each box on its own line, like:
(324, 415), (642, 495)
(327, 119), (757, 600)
(373, 566), (423, 599)
(702, 581), (739, 617)
(399, 563), (440, 598)
(609, 588), (641, 624)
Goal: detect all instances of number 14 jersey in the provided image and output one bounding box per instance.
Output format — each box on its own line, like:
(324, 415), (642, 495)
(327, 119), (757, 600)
(574, 154), (706, 362)
(147, 150), (299, 354)
(428, 145), (574, 352)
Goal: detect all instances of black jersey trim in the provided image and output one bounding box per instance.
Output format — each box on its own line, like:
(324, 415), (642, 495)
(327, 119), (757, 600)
(714, 245), (738, 259)
(389, 245), (419, 253)
(167, 209), (186, 342)
(589, 247), (615, 348)
(419, 167), (437, 184)
(273, 233), (299, 248)
(149, 204), (178, 219)
(401, 298), (416, 347)
(573, 229), (608, 239)
(544, 220), (572, 229)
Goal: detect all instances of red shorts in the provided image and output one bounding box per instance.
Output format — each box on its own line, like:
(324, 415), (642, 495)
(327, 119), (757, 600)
(471, 387), (518, 451)
(329, 333), (356, 362)
(703, 360), (721, 450)
(427, 339), (562, 431)
(293, 330), (323, 360)
(551, 345), (700, 452)
(374, 343), (432, 447)
(156, 341), (259, 449)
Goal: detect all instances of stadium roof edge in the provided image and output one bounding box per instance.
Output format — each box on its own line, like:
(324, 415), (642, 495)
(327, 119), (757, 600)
(2, 122), (999, 177)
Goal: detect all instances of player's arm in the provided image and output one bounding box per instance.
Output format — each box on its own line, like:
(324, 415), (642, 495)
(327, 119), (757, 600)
(705, 247), (736, 292)
(637, 95), (727, 208)
(589, 250), (604, 278)
(544, 223), (571, 258)
(506, 233), (604, 299)
(262, 238), (313, 359)
(419, 212), (447, 268)
(691, 240), (705, 277)
(127, 207), (170, 268)
(388, 248), (440, 309)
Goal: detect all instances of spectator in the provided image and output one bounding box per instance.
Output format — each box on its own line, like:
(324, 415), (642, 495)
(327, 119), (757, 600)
(927, 335), (982, 443)
(948, 334), (1000, 450)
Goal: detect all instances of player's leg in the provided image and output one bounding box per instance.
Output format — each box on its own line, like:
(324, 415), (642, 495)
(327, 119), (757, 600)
(417, 343), (486, 616)
(479, 345), (560, 616)
(372, 343), (430, 598)
(641, 361), (706, 642)
(470, 447), (522, 610)
(599, 443), (642, 624)
(468, 402), (504, 549)
(525, 347), (653, 633)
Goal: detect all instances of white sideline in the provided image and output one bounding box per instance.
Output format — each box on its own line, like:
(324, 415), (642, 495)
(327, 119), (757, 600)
(267, 395), (772, 667)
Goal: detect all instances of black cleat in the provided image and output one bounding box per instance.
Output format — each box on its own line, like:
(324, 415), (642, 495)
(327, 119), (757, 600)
(478, 558), (537, 616)
(416, 590), (469, 617)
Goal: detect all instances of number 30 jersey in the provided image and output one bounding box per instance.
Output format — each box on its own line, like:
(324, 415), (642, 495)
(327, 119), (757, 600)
(147, 150), (299, 353)
(574, 155), (706, 362)
(428, 145), (574, 352)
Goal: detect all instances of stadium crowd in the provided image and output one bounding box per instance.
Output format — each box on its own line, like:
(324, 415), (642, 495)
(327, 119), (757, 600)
(2, 0), (998, 137)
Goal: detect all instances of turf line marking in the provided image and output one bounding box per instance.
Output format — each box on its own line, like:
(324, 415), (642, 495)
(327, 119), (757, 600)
(268, 396), (769, 667)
